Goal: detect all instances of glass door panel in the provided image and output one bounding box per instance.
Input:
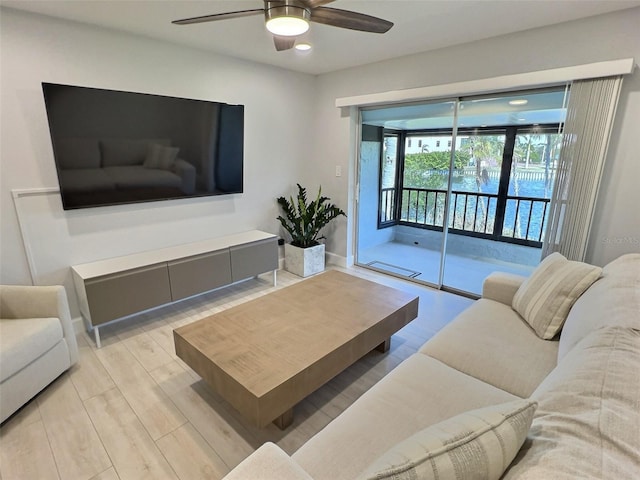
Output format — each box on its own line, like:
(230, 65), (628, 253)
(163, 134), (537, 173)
(449, 132), (504, 234)
(356, 125), (392, 269)
(357, 100), (456, 286)
(442, 89), (567, 294)
(356, 86), (567, 296)
(507, 129), (562, 243)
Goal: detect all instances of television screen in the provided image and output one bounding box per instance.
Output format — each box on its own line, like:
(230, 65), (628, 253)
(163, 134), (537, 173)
(42, 83), (244, 210)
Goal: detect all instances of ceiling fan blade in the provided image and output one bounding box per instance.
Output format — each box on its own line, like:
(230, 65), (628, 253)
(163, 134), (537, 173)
(299, 0), (336, 7)
(310, 7), (393, 33)
(273, 35), (296, 51)
(172, 9), (263, 26)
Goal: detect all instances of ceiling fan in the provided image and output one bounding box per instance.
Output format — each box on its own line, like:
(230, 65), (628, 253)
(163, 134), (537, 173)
(172, 0), (394, 52)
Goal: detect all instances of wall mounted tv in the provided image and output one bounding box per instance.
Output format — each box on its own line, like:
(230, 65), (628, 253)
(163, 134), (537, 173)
(42, 83), (244, 210)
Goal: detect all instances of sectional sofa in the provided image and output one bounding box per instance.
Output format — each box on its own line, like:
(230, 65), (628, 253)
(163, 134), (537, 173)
(224, 253), (640, 479)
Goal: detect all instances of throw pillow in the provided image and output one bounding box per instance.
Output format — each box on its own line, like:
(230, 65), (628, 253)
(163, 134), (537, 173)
(144, 143), (179, 170)
(359, 399), (537, 480)
(512, 252), (602, 340)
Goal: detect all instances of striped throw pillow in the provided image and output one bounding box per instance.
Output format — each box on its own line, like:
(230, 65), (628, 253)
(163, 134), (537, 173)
(359, 399), (537, 480)
(513, 253), (602, 340)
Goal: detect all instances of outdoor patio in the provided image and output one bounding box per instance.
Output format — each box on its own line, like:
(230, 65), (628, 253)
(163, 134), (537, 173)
(357, 235), (538, 295)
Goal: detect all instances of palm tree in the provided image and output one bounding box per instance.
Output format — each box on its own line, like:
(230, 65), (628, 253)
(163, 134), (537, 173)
(460, 135), (504, 232)
(514, 134), (546, 169)
(464, 135), (504, 190)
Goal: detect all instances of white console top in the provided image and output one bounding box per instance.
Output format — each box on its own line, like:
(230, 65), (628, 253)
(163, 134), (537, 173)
(72, 230), (276, 279)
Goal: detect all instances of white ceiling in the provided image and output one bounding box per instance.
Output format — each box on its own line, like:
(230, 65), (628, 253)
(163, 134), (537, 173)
(2, 0), (639, 75)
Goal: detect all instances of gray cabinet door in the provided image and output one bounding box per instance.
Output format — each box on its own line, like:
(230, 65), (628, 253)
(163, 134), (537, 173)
(230, 238), (278, 282)
(168, 249), (232, 301)
(85, 263), (172, 326)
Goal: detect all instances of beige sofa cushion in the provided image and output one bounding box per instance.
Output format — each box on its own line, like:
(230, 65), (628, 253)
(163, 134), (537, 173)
(503, 327), (640, 479)
(292, 354), (517, 480)
(558, 253), (640, 360)
(359, 399), (536, 480)
(224, 443), (313, 480)
(512, 252), (602, 339)
(420, 299), (558, 398)
(0, 341), (70, 423)
(481, 272), (526, 306)
(0, 317), (63, 382)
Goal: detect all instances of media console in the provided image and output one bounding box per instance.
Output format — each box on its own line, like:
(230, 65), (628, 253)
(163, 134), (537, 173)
(72, 230), (278, 347)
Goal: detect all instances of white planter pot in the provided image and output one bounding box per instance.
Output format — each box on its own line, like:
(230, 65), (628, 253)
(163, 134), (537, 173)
(284, 243), (325, 278)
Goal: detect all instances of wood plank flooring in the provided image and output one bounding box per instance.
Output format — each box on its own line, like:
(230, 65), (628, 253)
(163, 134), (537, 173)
(0, 267), (473, 480)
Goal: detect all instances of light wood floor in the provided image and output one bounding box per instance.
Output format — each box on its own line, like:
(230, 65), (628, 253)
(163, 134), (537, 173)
(0, 266), (473, 480)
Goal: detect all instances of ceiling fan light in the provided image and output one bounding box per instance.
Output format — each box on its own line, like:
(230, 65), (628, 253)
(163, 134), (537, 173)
(265, 5), (310, 36)
(266, 16), (309, 36)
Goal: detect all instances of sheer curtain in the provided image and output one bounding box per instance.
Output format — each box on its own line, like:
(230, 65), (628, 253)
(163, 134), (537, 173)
(542, 75), (624, 261)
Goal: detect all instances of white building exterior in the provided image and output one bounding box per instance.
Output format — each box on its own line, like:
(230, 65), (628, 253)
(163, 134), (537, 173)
(404, 135), (466, 154)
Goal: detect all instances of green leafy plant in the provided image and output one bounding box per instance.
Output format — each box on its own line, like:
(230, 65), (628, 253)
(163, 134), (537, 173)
(277, 184), (346, 248)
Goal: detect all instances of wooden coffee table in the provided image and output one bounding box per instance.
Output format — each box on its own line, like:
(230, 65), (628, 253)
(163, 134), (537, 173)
(173, 270), (419, 429)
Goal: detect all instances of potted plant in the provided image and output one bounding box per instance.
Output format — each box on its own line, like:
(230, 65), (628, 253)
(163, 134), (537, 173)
(277, 184), (346, 277)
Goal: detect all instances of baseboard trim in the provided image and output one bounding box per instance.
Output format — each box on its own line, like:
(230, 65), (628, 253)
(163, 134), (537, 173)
(72, 316), (85, 335)
(326, 251), (348, 268)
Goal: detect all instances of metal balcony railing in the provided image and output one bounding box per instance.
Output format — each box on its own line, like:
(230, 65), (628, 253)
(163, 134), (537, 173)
(381, 187), (550, 246)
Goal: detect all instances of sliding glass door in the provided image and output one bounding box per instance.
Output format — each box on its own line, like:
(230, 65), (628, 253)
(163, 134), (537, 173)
(357, 99), (456, 286)
(356, 87), (568, 295)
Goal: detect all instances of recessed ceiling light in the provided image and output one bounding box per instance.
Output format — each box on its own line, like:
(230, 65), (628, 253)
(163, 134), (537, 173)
(509, 99), (528, 106)
(518, 118), (527, 122)
(295, 43), (312, 51)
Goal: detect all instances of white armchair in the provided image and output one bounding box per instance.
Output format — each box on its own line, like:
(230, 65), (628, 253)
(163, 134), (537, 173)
(0, 285), (78, 423)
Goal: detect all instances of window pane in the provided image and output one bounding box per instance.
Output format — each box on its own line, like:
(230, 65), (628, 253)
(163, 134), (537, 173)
(509, 132), (561, 198)
(382, 135), (397, 189)
(380, 134), (398, 223)
(506, 132), (561, 241)
(457, 134), (505, 195)
(402, 134), (455, 227)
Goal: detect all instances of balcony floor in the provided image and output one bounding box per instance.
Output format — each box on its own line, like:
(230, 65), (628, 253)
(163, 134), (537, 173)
(357, 240), (536, 295)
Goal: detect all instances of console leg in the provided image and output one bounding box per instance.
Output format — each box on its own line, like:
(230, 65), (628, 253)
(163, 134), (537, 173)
(273, 408), (293, 430)
(375, 338), (391, 353)
(273, 269), (277, 287)
(94, 326), (101, 349)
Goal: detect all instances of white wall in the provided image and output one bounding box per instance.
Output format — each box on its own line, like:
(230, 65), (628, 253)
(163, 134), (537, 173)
(0, 9), (316, 311)
(308, 7), (640, 266)
(358, 139), (394, 251)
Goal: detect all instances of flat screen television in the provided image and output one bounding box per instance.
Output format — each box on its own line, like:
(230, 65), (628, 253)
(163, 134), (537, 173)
(42, 83), (244, 210)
